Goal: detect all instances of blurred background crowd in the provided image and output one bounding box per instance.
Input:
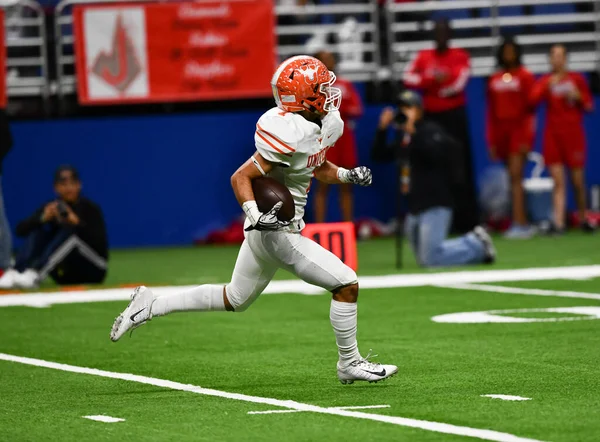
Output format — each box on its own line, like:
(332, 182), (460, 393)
(0, 0), (599, 286)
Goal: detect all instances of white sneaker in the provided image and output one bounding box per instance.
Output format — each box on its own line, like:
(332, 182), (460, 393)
(14, 269), (40, 289)
(337, 352), (398, 384)
(473, 226), (497, 264)
(110, 286), (155, 342)
(0, 269), (19, 289)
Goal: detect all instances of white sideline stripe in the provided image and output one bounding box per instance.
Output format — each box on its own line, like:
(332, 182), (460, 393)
(0, 353), (542, 442)
(435, 283), (600, 300)
(248, 404), (391, 415)
(1, 265), (599, 308)
(481, 395), (531, 402)
(82, 415), (125, 423)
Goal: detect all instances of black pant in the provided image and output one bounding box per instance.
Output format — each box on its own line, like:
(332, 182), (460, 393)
(426, 106), (479, 233)
(16, 227), (106, 285)
(50, 250), (106, 285)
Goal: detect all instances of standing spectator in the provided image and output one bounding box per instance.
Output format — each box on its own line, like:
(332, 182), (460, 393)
(0, 109), (13, 275)
(487, 37), (536, 239)
(531, 44), (595, 233)
(313, 50), (364, 223)
(0, 165), (108, 289)
(403, 18), (478, 233)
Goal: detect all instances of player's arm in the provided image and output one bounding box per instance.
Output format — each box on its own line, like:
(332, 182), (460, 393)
(314, 160), (372, 186)
(573, 74), (594, 112)
(231, 152), (274, 207)
(403, 52), (434, 90)
(231, 153), (288, 230)
(439, 52), (470, 97)
(530, 75), (550, 107)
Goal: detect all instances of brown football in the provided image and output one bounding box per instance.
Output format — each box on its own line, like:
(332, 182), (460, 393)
(252, 176), (295, 222)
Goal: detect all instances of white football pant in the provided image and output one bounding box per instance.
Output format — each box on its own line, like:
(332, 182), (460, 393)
(225, 228), (358, 311)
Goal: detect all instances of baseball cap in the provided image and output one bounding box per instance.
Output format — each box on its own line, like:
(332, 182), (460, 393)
(397, 90), (423, 108)
(54, 165), (80, 183)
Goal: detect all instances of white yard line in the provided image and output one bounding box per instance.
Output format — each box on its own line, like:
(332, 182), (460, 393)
(435, 283), (600, 301)
(1, 265), (599, 308)
(82, 415), (125, 423)
(0, 353), (542, 442)
(248, 404), (391, 415)
(481, 395), (531, 402)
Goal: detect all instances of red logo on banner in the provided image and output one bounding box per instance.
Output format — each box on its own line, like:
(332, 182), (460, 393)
(91, 14), (142, 92)
(73, 1), (276, 105)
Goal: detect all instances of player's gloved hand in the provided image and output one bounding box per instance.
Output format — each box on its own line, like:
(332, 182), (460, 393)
(337, 166), (373, 186)
(243, 201), (291, 231)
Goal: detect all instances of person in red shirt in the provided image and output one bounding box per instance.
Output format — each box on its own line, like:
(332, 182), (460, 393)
(486, 37), (536, 238)
(403, 18), (478, 233)
(313, 50), (364, 223)
(531, 44), (595, 232)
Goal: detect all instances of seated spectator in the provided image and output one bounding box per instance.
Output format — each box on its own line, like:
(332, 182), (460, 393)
(372, 91), (495, 268)
(0, 165), (108, 289)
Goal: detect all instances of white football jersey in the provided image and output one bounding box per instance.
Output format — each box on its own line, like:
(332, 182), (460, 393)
(254, 107), (344, 228)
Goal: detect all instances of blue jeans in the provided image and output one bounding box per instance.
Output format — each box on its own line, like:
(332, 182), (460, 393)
(0, 176), (11, 269)
(15, 226), (74, 272)
(405, 207), (486, 267)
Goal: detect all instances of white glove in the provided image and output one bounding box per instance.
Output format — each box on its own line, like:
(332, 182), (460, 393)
(337, 166), (372, 186)
(320, 110), (344, 147)
(243, 201), (291, 231)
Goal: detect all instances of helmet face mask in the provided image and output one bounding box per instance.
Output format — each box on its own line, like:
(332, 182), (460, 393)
(271, 55), (343, 115)
(321, 71), (342, 112)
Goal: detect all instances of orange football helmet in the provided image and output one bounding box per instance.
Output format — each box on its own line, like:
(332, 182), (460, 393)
(271, 55), (342, 114)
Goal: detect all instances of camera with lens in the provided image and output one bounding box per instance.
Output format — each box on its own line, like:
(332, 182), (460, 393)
(56, 200), (69, 220)
(394, 109), (407, 125)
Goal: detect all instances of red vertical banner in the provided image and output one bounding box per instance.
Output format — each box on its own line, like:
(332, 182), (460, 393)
(73, 1), (276, 105)
(0, 9), (7, 108)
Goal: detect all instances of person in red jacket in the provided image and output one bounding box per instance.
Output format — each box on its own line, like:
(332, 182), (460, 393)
(487, 37), (536, 238)
(313, 50), (364, 223)
(531, 44), (595, 232)
(403, 18), (478, 233)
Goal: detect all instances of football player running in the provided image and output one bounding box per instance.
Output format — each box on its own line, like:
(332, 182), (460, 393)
(110, 55), (398, 384)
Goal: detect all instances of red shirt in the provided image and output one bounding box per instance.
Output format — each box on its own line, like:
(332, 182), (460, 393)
(403, 47), (470, 113)
(334, 76), (363, 160)
(531, 72), (593, 129)
(336, 76), (363, 123)
(486, 66), (535, 142)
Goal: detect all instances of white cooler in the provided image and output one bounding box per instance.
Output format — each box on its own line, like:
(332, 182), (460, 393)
(523, 152), (554, 226)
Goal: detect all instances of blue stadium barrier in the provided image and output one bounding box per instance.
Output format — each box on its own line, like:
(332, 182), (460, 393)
(4, 77), (599, 247)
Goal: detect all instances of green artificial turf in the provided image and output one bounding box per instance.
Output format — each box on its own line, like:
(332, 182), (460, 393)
(1, 234), (600, 441)
(98, 232), (600, 287)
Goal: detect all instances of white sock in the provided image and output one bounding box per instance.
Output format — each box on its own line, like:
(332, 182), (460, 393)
(330, 300), (360, 367)
(151, 284), (226, 316)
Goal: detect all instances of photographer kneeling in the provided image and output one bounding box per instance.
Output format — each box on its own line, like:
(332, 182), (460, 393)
(0, 165), (108, 289)
(372, 91), (496, 267)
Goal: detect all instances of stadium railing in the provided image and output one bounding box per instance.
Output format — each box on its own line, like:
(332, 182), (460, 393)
(2, 0), (50, 105)
(1, 0), (598, 106)
(386, 0), (600, 78)
(52, 0), (381, 104)
(275, 0), (381, 82)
